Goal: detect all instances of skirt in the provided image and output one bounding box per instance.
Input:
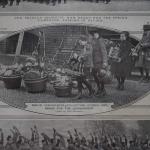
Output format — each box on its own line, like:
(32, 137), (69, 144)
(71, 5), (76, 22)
(111, 60), (133, 77)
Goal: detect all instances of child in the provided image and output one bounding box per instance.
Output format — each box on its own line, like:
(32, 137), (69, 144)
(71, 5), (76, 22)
(69, 35), (93, 99)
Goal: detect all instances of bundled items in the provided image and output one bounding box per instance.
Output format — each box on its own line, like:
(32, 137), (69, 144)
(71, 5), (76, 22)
(23, 59), (48, 93)
(52, 68), (72, 97)
(0, 63), (23, 89)
(0, 63), (23, 77)
(23, 70), (42, 80)
(98, 67), (113, 84)
(108, 44), (120, 62)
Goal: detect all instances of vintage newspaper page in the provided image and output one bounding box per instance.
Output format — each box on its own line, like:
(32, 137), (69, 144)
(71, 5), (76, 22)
(0, 11), (150, 116)
(0, 1), (150, 150)
(0, 2), (150, 146)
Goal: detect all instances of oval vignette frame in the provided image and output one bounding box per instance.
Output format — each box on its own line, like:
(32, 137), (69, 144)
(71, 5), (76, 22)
(0, 23), (149, 116)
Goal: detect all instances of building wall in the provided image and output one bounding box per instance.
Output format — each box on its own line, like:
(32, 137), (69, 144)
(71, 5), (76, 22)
(0, 25), (138, 57)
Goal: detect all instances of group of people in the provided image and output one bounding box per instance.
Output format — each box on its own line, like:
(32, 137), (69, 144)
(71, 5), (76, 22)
(69, 30), (108, 99)
(67, 25), (150, 99)
(0, 0), (21, 7)
(0, 0), (111, 8)
(82, 0), (111, 4)
(0, 0), (66, 8)
(0, 125), (150, 150)
(68, 30), (131, 99)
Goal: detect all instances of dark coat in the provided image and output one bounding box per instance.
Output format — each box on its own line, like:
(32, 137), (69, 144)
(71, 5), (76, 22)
(91, 38), (108, 69)
(135, 31), (150, 69)
(0, 0), (8, 6)
(111, 40), (133, 77)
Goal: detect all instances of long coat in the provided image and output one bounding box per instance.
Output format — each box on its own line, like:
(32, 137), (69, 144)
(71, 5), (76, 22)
(91, 38), (108, 69)
(111, 40), (133, 77)
(135, 31), (150, 69)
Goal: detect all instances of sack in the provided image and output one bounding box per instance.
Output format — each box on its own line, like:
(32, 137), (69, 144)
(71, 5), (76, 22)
(98, 67), (113, 84)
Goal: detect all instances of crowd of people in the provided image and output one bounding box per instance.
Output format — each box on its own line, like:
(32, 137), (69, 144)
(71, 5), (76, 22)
(0, 0), (21, 7)
(0, 0), (111, 8)
(0, 125), (150, 150)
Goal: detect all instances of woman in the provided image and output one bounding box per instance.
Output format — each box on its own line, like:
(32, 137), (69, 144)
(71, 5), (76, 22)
(112, 31), (133, 90)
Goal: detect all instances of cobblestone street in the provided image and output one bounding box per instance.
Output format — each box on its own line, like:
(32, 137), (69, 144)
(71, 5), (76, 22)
(0, 79), (150, 109)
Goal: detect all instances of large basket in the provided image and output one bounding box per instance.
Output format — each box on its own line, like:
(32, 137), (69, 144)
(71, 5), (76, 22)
(1, 75), (22, 89)
(23, 76), (47, 93)
(53, 84), (72, 97)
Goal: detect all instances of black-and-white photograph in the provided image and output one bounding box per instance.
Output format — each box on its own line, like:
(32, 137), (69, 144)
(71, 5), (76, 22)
(0, 24), (150, 111)
(0, 120), (150, 150)
(0, 0), (150, 11)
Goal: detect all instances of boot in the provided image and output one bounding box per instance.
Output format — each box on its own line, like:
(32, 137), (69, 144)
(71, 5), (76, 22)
(139, 77), (145, 83)
(99, 88), (107, 96)
(120, 83), (124, 91)
(95, 88), (107, 97)
(88, 89), (94, 98)
(75, 92), (82, 99)
(95, 88), (101, 96)
(116, 83), (121, 90)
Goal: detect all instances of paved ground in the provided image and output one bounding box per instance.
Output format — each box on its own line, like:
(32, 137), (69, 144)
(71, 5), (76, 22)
(0, 0), (150, 11)
(0, 79), (150, 109)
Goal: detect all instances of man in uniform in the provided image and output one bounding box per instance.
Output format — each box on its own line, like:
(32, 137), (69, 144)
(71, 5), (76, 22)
(90, 30), (108, 96)
(135, 25), (150, 82)
(52, 0), (57, 6)
(0, 129), (4, 150)
(9, 0), (14, 6)
(0, 0), (8, 8)
(103, 0), (111, 4)
(52, 0), (66, 5)
(16, 0), (21, 5)
(58, 0), (67, 4)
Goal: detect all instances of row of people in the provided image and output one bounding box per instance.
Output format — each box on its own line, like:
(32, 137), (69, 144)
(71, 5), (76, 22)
(82, 0), (111, 4)
(0, 0), (111, 7)
(0, 125), (150, 150)
(0, 0), (21, 7)
(0, 0), (66, 7)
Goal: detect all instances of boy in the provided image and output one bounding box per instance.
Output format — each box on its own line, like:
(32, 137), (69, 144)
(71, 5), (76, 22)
(69, 35), (93, 99)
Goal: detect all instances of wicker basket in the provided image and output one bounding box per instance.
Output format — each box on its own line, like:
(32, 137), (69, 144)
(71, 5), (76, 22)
(53, 84), (72, 97)
(23, 76), (47, 93)
(1, 75), (22, 89)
